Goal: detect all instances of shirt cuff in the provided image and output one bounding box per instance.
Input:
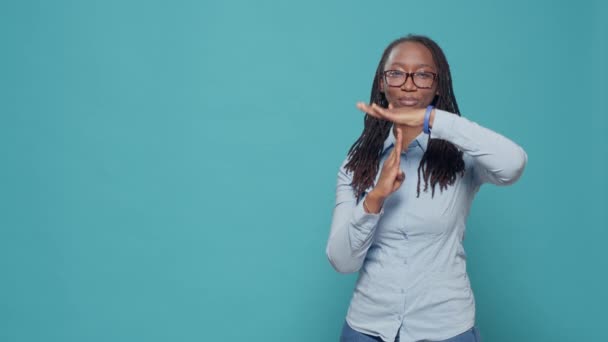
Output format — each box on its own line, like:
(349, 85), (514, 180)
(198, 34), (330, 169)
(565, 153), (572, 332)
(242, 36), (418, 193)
(350, 195), (384, 228)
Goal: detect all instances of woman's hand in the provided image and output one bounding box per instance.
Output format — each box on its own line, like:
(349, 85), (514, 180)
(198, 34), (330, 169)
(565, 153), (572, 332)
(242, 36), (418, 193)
(364, 126), (406, 213)
(356, 102), (429, 127)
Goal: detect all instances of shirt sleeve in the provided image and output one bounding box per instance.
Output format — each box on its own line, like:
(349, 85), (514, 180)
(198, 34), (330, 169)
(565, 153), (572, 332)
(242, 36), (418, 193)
(430, 109), (528, 186)
(325, 157), (384, 274)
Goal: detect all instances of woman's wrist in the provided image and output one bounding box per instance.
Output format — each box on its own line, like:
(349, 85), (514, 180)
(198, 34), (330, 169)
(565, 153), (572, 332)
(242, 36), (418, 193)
(364, 190), (385, 214)
(423, 106), (434, 133)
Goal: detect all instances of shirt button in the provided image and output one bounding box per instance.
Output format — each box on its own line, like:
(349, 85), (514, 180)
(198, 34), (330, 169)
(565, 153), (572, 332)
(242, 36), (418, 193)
(401, 289), (405, 294)
(403, 258), (408, 264)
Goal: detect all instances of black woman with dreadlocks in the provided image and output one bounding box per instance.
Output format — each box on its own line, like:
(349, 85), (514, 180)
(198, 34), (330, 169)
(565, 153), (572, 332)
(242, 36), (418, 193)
(326, 35), (527, 342)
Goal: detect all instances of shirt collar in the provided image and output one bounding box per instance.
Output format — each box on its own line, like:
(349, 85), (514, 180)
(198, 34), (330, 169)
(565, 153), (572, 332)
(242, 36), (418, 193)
(381, 124), (429, 154)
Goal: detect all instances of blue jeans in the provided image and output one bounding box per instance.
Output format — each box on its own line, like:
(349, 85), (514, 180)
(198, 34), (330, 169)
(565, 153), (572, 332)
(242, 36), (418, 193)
(339, 320), (482, 342)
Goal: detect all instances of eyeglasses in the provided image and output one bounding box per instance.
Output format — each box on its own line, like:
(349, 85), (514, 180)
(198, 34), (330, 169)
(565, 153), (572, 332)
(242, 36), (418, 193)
(383, 70), (437, 89)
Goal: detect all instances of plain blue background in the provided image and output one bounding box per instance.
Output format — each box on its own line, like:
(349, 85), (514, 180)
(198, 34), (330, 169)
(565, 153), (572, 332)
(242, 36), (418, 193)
(1, 1), (606, 341)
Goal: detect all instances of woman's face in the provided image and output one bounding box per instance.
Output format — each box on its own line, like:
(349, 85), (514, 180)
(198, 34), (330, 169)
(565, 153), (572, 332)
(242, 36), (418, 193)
(380, 41), (439, 109)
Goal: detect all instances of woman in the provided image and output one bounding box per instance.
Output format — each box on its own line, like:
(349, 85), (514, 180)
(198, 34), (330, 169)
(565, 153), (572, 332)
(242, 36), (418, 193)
(326, 35), (527, 342)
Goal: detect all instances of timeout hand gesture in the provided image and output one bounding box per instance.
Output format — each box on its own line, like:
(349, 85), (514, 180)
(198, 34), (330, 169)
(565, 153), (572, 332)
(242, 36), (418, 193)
(366, 125), (407, 211)
(374, 125), (406, 199)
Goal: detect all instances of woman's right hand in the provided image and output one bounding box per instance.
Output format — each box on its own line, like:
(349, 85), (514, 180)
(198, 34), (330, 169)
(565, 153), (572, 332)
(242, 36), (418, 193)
(363, 127), (406, 213)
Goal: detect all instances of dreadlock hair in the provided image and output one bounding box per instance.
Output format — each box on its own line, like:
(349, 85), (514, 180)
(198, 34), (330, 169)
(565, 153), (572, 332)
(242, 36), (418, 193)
(345, 34), (465, 202)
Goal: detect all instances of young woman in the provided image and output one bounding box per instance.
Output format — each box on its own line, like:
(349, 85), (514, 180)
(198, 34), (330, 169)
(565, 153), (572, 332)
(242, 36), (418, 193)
(326, 35), (527, 342)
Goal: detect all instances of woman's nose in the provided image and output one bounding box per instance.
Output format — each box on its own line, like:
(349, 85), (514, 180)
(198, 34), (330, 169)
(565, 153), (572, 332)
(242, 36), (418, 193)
(401, 74), (417, 91)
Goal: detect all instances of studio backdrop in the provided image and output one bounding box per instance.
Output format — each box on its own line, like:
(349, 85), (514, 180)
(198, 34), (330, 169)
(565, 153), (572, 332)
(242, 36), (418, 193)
(1, 1), (606, 341)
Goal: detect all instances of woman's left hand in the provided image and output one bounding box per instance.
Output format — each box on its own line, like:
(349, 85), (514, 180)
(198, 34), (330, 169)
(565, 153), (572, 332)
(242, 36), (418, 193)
(356, 102), (429, 127)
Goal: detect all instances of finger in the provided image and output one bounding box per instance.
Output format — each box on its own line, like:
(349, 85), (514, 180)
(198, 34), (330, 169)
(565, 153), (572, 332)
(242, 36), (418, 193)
(381, 141), (396, 170)
(395, 126), (403, 156)
(388, 102), (394, 110)
(372, 103), (389, 118)
(387, 140), (398, 167)
(358, 102), (389, 121)
(368, 103), (386, 119)
(388, 127), (400, 167)
(393, 174), (405, 192)
(356, 102), (381, 119)
(372, 103), (400, 123)
(356, 102), (367, 111)
(372, 103), (388, 117)
(393, 143), (400, 166)
(391, 128), (402, 163)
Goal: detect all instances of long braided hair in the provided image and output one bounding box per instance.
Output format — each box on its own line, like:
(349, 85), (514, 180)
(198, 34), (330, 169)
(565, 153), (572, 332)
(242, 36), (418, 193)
(345, 35), (465, 202)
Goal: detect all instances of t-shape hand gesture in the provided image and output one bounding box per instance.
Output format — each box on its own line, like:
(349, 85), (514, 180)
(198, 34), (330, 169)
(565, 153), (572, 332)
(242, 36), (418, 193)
(363, 126), (407, 213)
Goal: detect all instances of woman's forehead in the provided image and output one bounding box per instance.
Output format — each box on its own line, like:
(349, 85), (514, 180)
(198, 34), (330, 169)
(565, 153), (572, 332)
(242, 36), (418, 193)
(385, 41), (436, 69)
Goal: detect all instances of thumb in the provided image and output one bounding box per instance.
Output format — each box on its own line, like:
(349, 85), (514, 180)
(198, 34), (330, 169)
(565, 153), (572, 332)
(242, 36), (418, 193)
(393, 172), (405, 192)
(388, 102), (394, 110)
(397, 170), (405, 182)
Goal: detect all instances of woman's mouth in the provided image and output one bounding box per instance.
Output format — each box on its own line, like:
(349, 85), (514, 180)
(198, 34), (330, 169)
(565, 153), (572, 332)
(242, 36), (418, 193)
(397, 97), (419, 107)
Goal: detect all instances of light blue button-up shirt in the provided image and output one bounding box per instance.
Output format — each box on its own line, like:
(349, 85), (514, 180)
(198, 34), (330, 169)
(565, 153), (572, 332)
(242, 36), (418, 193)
(326, 109), (527, 342)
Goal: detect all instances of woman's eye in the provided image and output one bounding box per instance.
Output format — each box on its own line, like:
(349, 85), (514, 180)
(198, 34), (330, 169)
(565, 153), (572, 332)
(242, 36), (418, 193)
(416, 73), (432, 79)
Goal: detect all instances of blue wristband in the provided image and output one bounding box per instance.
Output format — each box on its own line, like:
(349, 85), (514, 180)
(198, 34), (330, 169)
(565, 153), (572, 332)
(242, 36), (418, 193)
(423, 105), (433, 134)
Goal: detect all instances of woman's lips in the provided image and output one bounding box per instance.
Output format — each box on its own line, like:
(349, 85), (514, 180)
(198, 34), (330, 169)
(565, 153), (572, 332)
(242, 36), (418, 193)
(397, 98), (419, 106)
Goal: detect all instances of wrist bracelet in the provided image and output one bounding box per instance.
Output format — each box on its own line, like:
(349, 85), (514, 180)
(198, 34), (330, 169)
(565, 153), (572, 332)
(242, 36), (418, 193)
(423, 105), (433, 134)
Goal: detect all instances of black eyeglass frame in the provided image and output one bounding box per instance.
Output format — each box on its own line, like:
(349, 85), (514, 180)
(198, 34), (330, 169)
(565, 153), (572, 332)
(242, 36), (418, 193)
(382, 70), (438, 89)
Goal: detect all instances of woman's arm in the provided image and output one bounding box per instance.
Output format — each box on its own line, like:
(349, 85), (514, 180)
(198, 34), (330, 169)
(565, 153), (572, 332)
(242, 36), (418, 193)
(430, 109), (528, 186)
(327, 129), (406, 273)
(357, 103), (528, 186)
(325, 158), (383, 274)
